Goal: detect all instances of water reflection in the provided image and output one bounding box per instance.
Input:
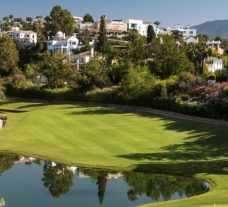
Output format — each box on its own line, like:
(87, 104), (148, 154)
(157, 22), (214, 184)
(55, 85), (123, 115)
(42, 162), (74, 197)
(0, 153), (210, 207)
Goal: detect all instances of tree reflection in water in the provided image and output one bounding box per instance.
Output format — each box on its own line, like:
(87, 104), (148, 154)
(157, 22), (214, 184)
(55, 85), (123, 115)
(0, 153), (210, 204)
(79, 168), (108, 204)
(0, 154), (18, 175)
(123, 172), (209, 201)
(42, 162), (74, 197)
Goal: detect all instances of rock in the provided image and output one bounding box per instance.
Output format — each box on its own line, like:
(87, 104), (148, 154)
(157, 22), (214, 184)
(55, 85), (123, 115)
(0, 116), (7, 129)
(0, 119), (3, 129)
(223, 167), (228, 172)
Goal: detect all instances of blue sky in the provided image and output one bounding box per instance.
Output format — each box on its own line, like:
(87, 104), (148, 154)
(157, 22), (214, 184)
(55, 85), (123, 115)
(0, 0), (228, 26)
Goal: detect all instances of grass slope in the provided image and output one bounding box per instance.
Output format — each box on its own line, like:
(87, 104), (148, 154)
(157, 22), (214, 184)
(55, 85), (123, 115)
(0, 100), (228, 207)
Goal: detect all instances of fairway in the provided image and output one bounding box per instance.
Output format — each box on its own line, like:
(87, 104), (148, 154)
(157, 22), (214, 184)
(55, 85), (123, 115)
(0, 100), (228, 207)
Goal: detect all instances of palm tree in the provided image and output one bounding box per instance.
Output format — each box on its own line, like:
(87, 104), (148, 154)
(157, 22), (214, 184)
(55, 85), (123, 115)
(186, 42), (209, 76)
(0, 80), (5, 100)
(154, 21), (161, 27)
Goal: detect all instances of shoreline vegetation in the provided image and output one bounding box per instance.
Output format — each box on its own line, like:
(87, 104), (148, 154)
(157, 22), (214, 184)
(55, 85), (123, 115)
(0, 99), (228, 207)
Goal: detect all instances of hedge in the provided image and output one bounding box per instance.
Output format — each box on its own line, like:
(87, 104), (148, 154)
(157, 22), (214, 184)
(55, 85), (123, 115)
(5, 84), (228, 121)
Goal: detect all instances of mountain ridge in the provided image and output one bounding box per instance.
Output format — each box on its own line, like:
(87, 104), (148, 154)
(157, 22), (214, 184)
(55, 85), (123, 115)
(193, 19), (228, 38)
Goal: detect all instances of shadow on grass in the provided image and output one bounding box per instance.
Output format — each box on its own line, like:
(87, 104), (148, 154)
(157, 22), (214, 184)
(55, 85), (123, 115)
(66, 105), (228, 175)
(68, 107), (129, 116)
(0, 109), (28, 114)
(16, 103), (49, 109)
(116, 117), (228, 175)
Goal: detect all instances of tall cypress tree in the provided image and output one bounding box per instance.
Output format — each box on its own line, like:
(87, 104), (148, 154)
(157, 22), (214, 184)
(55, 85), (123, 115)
(147, 25), (156, 44)
(97, 15), (107, 54)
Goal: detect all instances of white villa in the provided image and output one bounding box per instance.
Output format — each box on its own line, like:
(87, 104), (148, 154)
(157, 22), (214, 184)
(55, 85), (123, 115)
(72, 47), (95, 69)
(126, 19), (159, 37)
(185, 36), (199, 44)
(167, 25), (197, 38)
(207, 57), (224, 73)
(47, 31), (79, 54)
(2, 29), (37, 45)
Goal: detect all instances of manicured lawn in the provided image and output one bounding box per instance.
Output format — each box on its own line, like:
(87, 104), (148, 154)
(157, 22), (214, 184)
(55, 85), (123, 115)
(0, 99), (228, 207)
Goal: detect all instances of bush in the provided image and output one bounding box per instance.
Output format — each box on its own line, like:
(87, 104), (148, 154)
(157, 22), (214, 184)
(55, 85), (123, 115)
(11, 73), (28, 86)
(121, 66), (156, 101)
(5, 84), (85, 101)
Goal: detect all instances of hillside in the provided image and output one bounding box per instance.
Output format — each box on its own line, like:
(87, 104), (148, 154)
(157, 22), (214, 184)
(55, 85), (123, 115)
(193, 19), (228, 38)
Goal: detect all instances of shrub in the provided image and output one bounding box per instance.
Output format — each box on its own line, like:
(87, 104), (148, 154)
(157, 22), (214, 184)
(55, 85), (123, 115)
(11, 73), (27, 86)
(5, 83), (85, 101)
(121, 66), (156, 101)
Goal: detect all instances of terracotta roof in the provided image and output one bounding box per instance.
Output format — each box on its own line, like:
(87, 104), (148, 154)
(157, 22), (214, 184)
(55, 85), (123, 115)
(8, 30), (37, 35)
(72, 51), (91, 57)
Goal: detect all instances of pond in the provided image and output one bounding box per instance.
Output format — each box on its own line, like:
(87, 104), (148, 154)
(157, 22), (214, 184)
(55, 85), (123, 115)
(0, 153), (210, 207)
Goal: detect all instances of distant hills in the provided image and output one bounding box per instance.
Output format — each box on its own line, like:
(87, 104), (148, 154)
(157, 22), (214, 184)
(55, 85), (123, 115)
(193, 20), (228, 38)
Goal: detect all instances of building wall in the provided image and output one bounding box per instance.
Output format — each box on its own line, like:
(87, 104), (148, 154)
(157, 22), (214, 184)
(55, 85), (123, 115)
(207, 59), (224, 73)
(47, 35), (79, 55)
(7, 31), (37, 44)
(126, 19), (159, 37)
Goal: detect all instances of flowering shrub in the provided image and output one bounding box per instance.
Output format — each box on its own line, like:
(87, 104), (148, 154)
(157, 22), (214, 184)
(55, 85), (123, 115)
(11, 73), (28, 86)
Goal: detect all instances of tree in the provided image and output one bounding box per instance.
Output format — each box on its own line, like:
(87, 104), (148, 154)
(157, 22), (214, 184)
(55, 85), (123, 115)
(147, 25), (156, 44)
(45, 5), (75, 37)
(39, 52), (76, 87)
(9, 15), (14, 20)
(97, 15), (107, 54)
(78, 57), (110, 89)
(0, 36), (19, 76)
(0, 80), (5, 100)
(186, 42), (209, 76)
(83, 13), (94, 23)
(154, 21), (161, 27)
(121, 66), (156, 100)
(127, 33), (148, 65)
(149, 36), (193, 79)
(42, 162), (74, 197)
(26, 17), (33, 23)
(24, 64), (36, 79)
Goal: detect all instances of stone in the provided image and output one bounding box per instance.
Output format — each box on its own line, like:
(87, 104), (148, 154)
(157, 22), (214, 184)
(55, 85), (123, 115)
(0, 119), (3, 129)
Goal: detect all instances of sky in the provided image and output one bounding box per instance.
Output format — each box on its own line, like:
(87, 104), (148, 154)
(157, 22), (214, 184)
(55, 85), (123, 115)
(0, 0), (228, 26)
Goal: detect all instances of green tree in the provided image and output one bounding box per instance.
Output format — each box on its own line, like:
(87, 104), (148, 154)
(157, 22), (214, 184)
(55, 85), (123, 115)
(97, 15), (107, 54)
(45, 5), (75, 37)
(26, 17), (33, 23)
(83, 13), (94, 23)
(33, 20), (46, 50)
(24, 64), (36, 79)
(147, 25), (156, 44)
(121, 66), (155, 100)
(149, 36), (193, 79)
(154, 21), (161, 27)
(186, 42), (209, 76)
(127, 33), (148, 65)
(39, 52), (76, 87)
(79, 57), (110, 89)
(0, 36), (19, 76)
